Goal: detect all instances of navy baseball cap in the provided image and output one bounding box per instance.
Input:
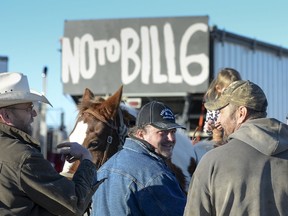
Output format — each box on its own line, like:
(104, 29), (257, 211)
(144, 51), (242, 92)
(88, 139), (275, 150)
(136, 101), (186, 130)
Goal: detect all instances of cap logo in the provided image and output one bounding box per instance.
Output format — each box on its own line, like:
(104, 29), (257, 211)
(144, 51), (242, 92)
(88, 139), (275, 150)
(160, 108), (175, 120)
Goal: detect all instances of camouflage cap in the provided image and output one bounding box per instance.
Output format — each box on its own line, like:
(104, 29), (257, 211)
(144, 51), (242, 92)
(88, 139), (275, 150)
(204, 80), (268, 112)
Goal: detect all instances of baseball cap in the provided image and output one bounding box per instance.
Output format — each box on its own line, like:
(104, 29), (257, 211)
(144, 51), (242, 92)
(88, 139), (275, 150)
(136, 101), (186, 130)
(204, 80), (268, 111)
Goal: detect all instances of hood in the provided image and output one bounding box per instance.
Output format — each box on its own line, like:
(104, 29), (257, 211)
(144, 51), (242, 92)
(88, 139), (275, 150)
(229, 118), (288, 156)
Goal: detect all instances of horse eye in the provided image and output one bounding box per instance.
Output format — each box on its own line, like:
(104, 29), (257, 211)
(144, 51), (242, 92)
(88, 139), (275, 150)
(87, 140), (100, 150)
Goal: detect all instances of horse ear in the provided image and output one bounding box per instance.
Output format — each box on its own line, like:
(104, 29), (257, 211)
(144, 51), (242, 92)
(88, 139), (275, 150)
(82, 88), (94, 102)
(101, 85), (123, 119)
(78, 88), (95, 111)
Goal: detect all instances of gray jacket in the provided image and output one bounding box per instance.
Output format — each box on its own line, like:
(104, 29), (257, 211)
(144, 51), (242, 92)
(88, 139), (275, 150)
(184, 118), (288, 216)
(0, 122), (98, 216)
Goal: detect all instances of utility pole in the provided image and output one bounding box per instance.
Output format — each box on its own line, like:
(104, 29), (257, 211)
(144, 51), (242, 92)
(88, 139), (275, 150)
(40, 66), (48, 159)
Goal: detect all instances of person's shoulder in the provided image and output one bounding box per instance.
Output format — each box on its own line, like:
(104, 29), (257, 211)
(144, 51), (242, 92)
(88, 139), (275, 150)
(193, 140), (214, 152)
(193, 140), (214, 149)
(3, 138), (41, 158)
(98, 146), (155, 171)
(199, 139), (242, 163)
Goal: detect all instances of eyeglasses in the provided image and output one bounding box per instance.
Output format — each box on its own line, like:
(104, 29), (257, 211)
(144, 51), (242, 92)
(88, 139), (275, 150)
(7, 104), (34, 112)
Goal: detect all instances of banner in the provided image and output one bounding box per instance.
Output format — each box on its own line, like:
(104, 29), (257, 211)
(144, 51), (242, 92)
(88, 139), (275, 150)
(62, 16), (209, 96)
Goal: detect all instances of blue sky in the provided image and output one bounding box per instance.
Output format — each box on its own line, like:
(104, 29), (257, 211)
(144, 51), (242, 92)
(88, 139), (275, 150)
(0, 0), (287, 133)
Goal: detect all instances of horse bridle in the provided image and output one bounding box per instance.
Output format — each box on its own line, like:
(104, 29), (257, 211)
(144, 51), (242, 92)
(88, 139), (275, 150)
(83, 108), (127, 167)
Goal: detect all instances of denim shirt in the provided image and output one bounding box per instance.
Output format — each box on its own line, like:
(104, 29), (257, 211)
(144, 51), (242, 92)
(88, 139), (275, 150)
(91, 137), (186, 216)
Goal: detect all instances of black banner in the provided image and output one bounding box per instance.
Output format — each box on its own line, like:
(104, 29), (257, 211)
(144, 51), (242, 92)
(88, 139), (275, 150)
(62, 16), (209, 96)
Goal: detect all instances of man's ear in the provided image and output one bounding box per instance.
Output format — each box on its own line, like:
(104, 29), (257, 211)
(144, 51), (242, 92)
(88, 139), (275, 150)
(136, 129), (145, 139)
(0, 108), (11, 123)
(237, 106), (248, 124)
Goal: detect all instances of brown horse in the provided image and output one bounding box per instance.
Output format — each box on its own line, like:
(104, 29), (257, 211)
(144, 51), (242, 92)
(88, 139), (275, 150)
(60, 85), (134, 178)
(60, 85), (194, 193)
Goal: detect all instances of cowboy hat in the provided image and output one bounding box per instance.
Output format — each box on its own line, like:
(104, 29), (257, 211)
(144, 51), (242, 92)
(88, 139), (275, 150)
(0, 72), (52, 108)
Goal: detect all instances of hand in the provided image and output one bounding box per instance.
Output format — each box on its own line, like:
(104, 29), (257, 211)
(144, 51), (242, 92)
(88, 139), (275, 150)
(204, 119), (215, 133)
(214, 121), (223, 131)
(57, 142), (92, 163)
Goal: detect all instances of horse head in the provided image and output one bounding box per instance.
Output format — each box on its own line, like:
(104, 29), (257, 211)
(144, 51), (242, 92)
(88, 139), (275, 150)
(60, 85), (135, 178)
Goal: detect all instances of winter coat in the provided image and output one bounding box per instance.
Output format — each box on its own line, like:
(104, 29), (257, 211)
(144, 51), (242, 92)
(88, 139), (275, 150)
(0, 122), (98, 216)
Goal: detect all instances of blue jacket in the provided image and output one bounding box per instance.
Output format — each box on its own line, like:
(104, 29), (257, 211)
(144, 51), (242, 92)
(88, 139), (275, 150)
(91, 137), (186, 216)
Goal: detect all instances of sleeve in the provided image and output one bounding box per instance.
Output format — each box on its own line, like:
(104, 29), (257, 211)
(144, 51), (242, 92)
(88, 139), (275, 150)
(184, 163), (213, 216)
(203, 110), (219, 135)
(138, 173), (187, 216)
(20, 151), (98, 216)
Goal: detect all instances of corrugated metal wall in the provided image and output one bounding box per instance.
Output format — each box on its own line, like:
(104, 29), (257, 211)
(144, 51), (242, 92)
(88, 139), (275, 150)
(212, 29), (288, 122)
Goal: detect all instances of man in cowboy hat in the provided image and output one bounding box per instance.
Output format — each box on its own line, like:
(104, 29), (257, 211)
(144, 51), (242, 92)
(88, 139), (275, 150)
(0, 72), (101, 215)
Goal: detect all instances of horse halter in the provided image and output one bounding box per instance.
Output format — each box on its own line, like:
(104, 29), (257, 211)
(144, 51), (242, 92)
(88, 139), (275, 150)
(83, 108), (128, 167)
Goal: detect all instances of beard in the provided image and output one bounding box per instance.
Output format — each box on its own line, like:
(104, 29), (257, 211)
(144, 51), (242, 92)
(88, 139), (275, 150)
(19, 124), (33, 136)
(156, 142), (175, 159)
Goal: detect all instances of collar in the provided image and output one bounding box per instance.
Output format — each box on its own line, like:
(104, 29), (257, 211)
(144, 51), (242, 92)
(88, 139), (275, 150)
(0, 122), (41, 150)
(127, 136), (167, 161)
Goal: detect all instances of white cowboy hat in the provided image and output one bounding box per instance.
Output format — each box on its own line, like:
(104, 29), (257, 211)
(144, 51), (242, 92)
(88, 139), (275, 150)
(0, 72), (52, 108)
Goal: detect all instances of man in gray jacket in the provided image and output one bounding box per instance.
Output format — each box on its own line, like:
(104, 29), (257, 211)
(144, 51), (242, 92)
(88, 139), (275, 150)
(0, 72), (101, 215)
(184, 80), (288, 216)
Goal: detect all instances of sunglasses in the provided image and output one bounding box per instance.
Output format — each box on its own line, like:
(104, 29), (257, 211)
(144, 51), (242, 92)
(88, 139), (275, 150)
(7, 104), (34, 112)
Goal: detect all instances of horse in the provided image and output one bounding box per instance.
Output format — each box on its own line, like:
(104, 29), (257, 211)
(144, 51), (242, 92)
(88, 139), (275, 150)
(171, 129), (197, 190)
(60, 85), (197, 193)
(60, 85), (134, 179)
